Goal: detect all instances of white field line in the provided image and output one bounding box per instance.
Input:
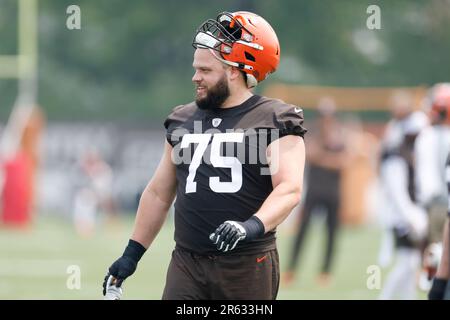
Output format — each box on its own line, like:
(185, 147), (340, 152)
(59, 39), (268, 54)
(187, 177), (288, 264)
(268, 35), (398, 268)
(0, 259), (81, 277)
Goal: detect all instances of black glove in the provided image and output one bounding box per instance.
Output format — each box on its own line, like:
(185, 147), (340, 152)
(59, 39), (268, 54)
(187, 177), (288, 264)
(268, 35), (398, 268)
(428, 278), (448, 300)
(102, 239), (147, 295)
(209, 216), (265, 252)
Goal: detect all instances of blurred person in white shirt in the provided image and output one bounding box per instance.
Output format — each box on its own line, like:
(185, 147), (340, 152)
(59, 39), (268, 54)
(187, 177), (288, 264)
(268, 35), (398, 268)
(378, 91), (429, 300)
(73, 149), (116, 237)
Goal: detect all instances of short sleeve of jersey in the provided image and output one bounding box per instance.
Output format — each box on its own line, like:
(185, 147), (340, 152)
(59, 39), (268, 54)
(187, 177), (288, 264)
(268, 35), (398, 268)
(163, 103), (194, 147)
(164, 105), (181, 145)
(272, 104), (307, 138)
(234, 97), (307, 145)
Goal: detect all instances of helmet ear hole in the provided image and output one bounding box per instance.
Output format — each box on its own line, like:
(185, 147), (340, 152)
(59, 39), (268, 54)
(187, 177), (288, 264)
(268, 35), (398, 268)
(244, 52), (255, 62)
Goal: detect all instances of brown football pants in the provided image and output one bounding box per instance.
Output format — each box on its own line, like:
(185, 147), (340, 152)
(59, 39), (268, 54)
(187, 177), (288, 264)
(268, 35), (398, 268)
(162, 247), (280, 300)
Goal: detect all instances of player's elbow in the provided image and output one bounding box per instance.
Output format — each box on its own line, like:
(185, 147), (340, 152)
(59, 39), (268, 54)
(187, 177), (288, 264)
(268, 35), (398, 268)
(142, 184), (173, 210)
(292, 186), (303, 206)
(285, 183), (302, 208)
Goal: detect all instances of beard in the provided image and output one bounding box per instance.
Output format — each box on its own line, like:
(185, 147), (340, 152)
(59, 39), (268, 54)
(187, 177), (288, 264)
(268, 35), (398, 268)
(195, 74), (230, 110)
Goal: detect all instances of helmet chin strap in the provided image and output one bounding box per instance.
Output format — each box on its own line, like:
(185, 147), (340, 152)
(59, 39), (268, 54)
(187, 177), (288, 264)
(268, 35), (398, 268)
(208, 49), (258, 88)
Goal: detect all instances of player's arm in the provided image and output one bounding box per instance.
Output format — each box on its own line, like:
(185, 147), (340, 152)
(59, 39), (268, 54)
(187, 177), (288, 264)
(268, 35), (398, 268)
(415, 130), (440, 206)
(210, 135), (305, 252)
(255, 135), (305, 231)
(131, 141), (177, 248)
(381, 157), (427, 239)
(103, 141), (176, 293)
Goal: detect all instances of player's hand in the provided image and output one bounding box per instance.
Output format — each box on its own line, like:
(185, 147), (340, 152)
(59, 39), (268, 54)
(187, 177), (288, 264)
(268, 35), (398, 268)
(209, 216), (266, 253)
(103, 256), (137, 295)
(103, 275), (124, 300)
(210, 221), (247, 252)
(102, 239), (147, 296)
(408, 207), (428, 241)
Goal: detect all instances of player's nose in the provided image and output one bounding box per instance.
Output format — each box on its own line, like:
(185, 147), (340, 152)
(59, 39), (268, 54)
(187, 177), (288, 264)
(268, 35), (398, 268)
(192, 70), (202, 83)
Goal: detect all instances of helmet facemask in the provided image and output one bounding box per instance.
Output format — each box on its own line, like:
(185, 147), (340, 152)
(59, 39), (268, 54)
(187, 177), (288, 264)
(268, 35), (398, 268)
(193, 12), (248, 55)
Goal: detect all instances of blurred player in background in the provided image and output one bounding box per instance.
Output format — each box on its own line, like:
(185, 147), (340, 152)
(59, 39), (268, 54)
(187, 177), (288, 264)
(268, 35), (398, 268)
(378, 91), (429, 299)
(103, 11), (306, 300)
(419, 83), (450, 299)
(377, 91), (421, 267)
(284, 97), (348, 287)
(73, 149), (116, 237)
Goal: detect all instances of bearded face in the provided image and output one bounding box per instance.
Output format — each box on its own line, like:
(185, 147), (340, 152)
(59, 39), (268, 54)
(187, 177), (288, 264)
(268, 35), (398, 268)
(195, 73), (230, 110)
(192, 49), (232, 111)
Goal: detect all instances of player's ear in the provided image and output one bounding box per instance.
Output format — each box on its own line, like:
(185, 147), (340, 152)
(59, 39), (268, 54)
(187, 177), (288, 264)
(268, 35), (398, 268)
(227, 66), (242, 82)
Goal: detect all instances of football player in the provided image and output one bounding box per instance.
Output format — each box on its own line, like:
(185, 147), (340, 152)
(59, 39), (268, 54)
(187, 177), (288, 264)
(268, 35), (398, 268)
(378, 94), (429, 299)
(377, 91), (423, 269)
(103, 11), (306, 300)
(420, 83), (450, 299)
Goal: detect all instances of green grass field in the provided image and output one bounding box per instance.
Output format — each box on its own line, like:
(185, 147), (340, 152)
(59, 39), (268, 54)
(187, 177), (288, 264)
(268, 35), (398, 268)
(0, 214), (427, 300)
